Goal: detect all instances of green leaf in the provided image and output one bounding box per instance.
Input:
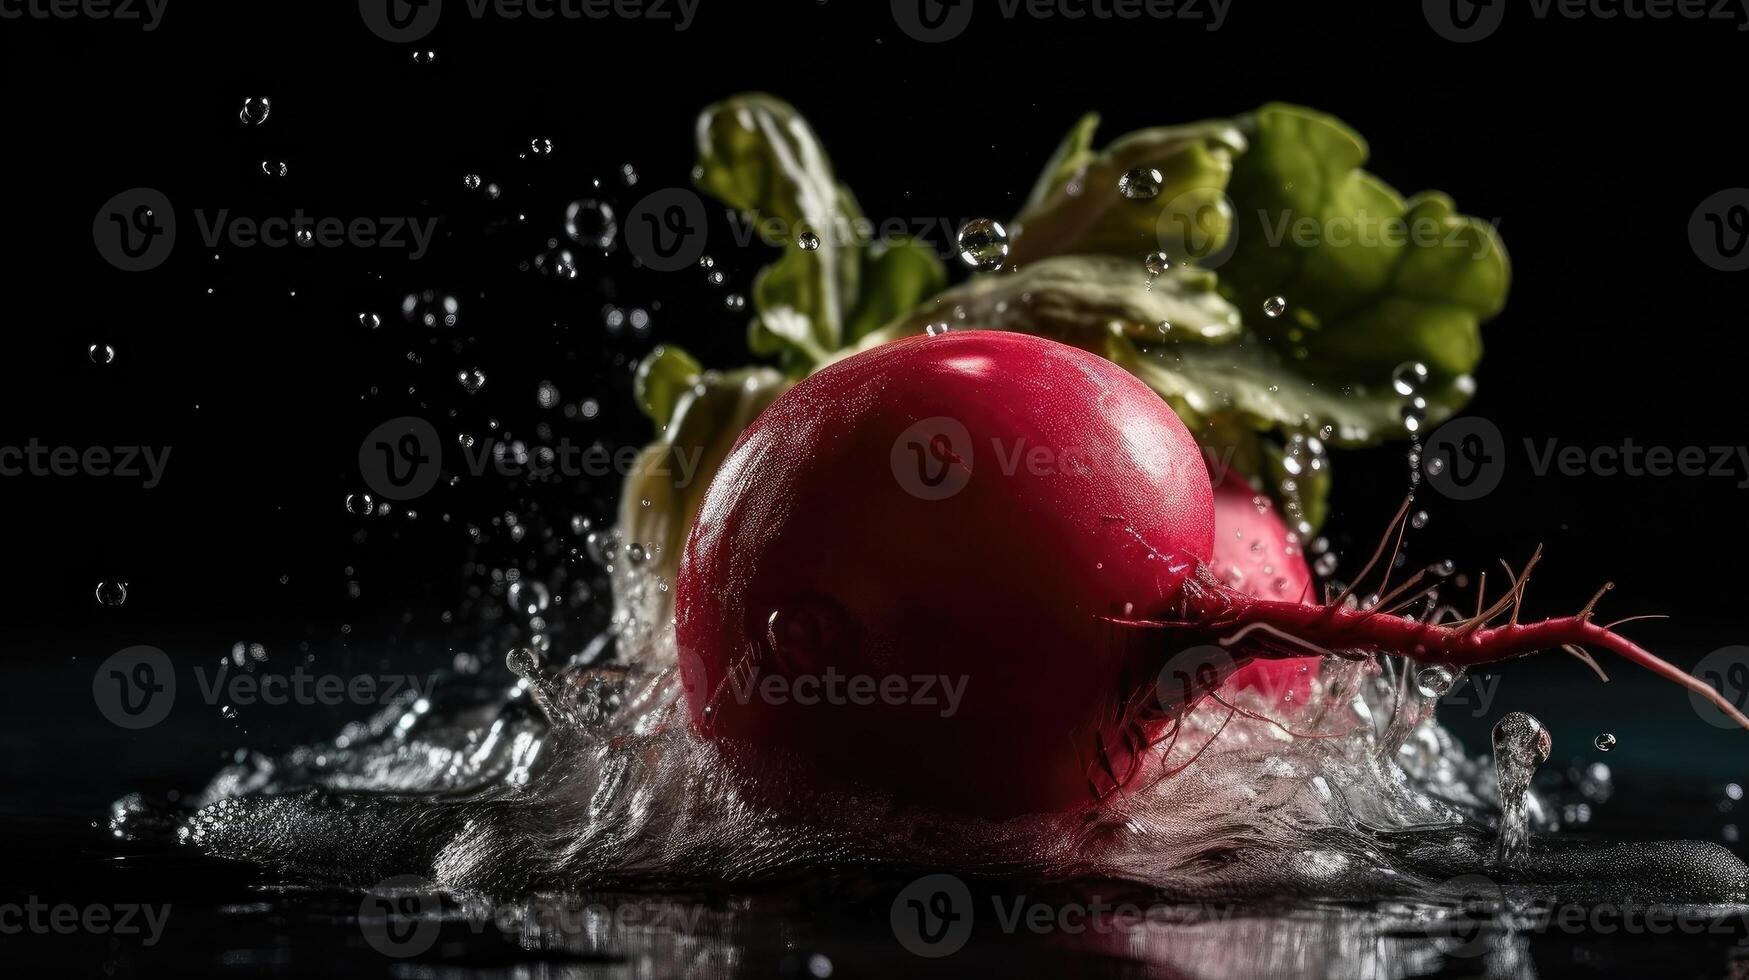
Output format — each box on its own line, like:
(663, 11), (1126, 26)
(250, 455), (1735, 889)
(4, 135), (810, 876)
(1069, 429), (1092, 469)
(845, 238), (948, 343)
(620, 363), (792, 605)
(862, 255), (1244, 354)
(693, 94), (946, 372)
(633, 345), (703, 428)
(1006, 117), (1245, 269)
(1221, 103), (1509, 384)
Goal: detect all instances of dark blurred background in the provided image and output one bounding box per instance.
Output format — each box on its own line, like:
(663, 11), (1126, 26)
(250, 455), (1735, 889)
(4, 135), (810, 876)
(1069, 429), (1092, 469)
(3, 1), (1746, 824)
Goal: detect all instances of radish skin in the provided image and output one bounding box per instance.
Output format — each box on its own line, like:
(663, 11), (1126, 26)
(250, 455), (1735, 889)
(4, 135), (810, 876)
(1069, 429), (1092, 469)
(675, 331), (1745, 817)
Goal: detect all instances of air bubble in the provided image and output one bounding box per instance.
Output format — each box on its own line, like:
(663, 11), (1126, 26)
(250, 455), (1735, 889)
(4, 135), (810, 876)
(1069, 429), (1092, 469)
(798, 231), (821, 251)
(1262, 295), (1287, 318)
(95, 580), (129, 606)
(564, 199), (617, 249)
(1143, 251), (1171, 277)
(1594, 733), (1616, 752)
(346, 492), (375, 516)
(238, 97), (271, 126)
(956, 218), (1009, 271)
(1415, 666), (1454, 698)
(1401, 397), (1428, 433)
(1118, 167), (1163, 200)
(457, 368), (487, 393)
(1392, 361), (1429, 396)
(89, 343), (116, 364)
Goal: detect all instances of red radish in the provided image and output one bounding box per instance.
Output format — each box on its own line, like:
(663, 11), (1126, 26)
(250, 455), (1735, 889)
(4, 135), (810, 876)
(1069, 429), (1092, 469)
(1209, 477), (1320, 705)
(675, 330), (1747, 817)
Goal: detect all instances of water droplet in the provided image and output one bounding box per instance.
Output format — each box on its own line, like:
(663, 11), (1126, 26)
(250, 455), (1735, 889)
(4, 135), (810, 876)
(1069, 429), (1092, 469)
(1493, 711), (1552, 864)
(505, 646), (539, 679)
(535, 247), (579, 279)
(1143, 251), (1172, 277)
(925, 322), (949, 337)
(1118, 167), (1164, 200)
(1410, 510), (1429, 529)
(463, 173), (482, 190)
(627, 542), (649, 565)
(1313, 552), (1338, 577)
(956, 218), (1009, 271)
(95, 580), (129, 606)
(585, 529), (622, 566)
(529, 137), (554, 156)
(294, 228), (314, 247)
(411, 49), (436, 64)
(346, 492), (375, 516)
(1392, 361), (1430, 396)
(1401, 396), (1428, 434)
(1594, 732), (1616, 752)
(357, 312), (381, 330)
(1425, 455), (1447, 477)
(220, 705), (238, 720)
(1429, 559), (1455, 577)
(536, 381), (560, 409)
(798, 231), (821, 251)
(401, 290), (460, 328)
(564, 199), (616, 249)
(1262, 295), (1288, 318)
(260, 160), (288, 178)
(1416, 666), (1454, 698)
(724, 293), (746, 312)
(508, 581), (550, 616)
(706, 269), (725, 286)
(238, 96), (271, 126)
(88, 343), (116, 365)
(457, 368), (486, 394)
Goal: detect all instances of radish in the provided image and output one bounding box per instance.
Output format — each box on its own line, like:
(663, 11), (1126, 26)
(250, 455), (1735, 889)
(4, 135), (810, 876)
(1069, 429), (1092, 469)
(1209, 477), (1320, 706)
(675, 330), (1746, 817)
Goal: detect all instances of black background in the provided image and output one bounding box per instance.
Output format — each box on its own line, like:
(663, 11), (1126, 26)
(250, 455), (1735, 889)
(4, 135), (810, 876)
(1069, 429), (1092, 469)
(4, 0), (1748, 801)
